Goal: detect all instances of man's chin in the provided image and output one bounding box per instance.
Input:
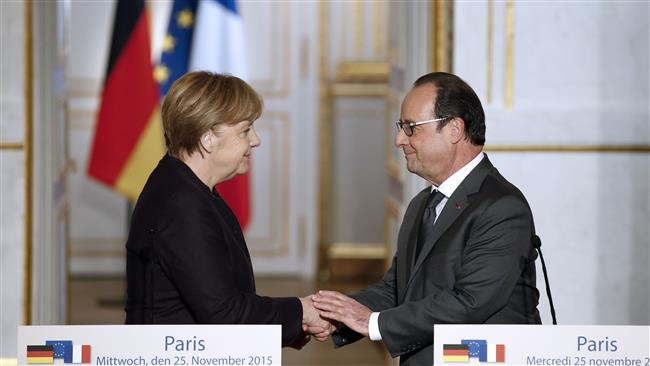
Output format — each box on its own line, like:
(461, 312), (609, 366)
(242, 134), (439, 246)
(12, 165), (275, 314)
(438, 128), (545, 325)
(406, 162), (418, 174)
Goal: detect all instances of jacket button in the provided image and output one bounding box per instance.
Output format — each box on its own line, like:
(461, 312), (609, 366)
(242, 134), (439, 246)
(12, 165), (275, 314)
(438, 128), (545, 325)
(148, 228), (155, 234)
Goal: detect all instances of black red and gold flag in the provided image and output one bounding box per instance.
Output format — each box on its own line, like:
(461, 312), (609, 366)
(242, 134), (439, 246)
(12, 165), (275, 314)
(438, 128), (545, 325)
(88, 0), (164, 201)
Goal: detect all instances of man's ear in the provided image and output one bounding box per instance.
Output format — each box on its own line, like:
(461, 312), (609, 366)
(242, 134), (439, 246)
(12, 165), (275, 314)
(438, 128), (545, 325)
(449, 117), (465, 144)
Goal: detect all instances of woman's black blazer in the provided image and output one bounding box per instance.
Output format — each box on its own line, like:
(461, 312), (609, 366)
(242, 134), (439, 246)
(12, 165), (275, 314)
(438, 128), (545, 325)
(125, 154), (302, 346)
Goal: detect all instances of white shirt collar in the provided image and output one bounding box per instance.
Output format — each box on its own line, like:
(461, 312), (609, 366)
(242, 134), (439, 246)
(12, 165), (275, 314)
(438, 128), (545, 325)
(432, 152), (485, 198)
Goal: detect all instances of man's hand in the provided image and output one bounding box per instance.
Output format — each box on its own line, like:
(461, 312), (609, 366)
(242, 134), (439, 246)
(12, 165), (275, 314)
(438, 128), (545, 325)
(299, 297), (334, 341)
(311, 290), (371, 337)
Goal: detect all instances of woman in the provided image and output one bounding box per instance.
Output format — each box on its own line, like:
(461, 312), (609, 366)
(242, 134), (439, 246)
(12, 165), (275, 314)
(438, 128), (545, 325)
(124, 71), (326, 347)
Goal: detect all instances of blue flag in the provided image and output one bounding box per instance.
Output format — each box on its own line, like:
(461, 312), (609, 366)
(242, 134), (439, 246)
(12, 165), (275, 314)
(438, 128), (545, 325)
(155, 0), (247, 95)
(461, 339), (488, 362)
(156, 0), (199, 96)
(190, 0), (247, 78)
(46, 340), (73, 363)
(155, 0), (251, 228)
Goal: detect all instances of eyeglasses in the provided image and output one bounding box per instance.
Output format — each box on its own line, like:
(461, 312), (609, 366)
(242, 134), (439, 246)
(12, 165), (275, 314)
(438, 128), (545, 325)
(395, 117), (449, 136)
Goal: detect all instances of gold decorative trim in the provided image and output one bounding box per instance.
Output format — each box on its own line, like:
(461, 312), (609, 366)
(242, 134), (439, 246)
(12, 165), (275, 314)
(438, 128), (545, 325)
(431, 0), (452, 72)
(23, 0), (33, 326)
(336, 61), (389, 82)
(485, 145), (650, 153)
(486, 0), (494, 103)
(328, 244), (386, 259)
(0, 142), (25, 150)
(504, 0), (515, 110)
(330, 83), (387, 97)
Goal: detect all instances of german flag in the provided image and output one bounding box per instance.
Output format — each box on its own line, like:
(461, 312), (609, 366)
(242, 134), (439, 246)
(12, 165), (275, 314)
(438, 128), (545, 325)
(443, 344), (469, 363)
(26, 345), (53, 364)
(88, 0), (164, 201)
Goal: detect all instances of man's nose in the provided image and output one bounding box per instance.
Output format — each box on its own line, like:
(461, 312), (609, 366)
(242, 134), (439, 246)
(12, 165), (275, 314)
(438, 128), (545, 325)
(395, 128), (408, 148)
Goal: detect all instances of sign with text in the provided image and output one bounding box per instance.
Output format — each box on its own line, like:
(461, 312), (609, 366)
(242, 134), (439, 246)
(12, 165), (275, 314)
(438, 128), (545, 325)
(433, 325), (649, 366)
(18, 325), (280, 366)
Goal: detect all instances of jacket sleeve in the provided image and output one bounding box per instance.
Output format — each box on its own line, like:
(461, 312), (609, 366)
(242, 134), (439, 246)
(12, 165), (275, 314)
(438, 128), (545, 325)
(156, 192), (303, 346)
(331, 255), (399, 347)
(378, 195), (534, 358)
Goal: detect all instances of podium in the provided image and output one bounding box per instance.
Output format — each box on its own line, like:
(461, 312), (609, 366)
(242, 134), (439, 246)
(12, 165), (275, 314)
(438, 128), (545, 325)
(18, 325), (280, 365)
(433, 325), (649, 365)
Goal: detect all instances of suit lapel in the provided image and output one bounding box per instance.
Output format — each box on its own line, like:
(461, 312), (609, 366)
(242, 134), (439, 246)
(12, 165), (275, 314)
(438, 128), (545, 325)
(397, 188), (430, 303)
(405, 156), (495, 292)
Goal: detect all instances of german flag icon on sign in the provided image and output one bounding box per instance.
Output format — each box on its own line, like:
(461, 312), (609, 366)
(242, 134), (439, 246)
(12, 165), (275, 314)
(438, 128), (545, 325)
(26, 345), (54, 364)
(443, 344), (469, 362)
(26, 342), (91, 364)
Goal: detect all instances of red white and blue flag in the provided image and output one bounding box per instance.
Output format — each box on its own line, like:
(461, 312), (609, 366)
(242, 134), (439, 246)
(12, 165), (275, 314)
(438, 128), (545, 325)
(443, 339), (505, 363)
(155, 0), (251, 229)
(27, 340), (91, 364)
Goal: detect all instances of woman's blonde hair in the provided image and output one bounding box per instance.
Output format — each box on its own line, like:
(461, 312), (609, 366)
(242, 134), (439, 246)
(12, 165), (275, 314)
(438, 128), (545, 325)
(161, 71), (263, 157)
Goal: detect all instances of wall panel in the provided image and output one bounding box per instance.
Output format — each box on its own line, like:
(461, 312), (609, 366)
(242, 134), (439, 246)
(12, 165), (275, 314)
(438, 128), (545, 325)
(452, 1), (649, 324)
(66, 1), (320, 277)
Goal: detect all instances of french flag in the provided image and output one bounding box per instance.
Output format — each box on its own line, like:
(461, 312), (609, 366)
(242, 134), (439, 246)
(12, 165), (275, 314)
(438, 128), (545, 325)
(190, 0), (247, 78)
(190, 0), (251, 229)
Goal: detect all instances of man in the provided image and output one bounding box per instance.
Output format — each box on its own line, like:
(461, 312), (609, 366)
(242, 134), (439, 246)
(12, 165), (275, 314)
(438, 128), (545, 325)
(312, 72), (541, 365)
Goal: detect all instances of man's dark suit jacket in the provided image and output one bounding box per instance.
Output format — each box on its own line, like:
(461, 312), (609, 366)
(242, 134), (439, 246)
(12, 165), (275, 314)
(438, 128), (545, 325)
(333, 155), (541, 365)
(125, 154), (302, 346)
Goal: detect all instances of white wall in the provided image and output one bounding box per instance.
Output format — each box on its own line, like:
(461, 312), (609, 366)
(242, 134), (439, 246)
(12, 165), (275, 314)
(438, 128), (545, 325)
(66, 1), (320, 277)
(1, 1), (68, 358)
(452, 1), (650, 325)
(1, 1), (27, 358)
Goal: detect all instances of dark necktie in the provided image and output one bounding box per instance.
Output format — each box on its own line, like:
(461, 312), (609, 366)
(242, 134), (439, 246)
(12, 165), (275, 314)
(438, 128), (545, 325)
(415, 190), (446, 259)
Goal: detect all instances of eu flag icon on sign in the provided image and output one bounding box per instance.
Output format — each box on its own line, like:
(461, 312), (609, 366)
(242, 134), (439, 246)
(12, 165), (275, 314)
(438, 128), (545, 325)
(46, 340), (73, 363)
(461, 339), (487, 362)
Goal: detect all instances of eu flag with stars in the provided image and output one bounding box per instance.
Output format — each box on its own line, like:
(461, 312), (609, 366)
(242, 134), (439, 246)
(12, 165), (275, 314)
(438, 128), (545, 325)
(46, 340), (73, 363)
(155, 0), (252, 229)
(156, 0), (199, 96)
(461, 339), (487, 362)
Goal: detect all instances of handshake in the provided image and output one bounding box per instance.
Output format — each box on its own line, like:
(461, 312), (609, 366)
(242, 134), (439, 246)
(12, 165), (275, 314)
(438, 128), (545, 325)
(293, 291), (373, 349)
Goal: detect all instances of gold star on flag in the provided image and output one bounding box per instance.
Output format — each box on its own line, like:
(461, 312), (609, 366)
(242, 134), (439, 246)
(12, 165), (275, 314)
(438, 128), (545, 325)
(176, 9), (194, 28)
(154, 65), (170, 84)
(162, 34), (176, 53)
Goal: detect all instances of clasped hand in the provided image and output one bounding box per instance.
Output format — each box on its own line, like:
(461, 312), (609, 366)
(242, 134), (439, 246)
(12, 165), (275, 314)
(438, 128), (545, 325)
(299, 297), (334, 344)
(298, 290), (372, 348)
(311, 290), (371, 337)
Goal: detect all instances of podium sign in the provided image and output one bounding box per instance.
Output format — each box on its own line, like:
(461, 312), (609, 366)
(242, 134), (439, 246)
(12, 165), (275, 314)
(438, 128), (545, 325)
(18, 325), (280, 365)
(433, 325), (649, 366)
